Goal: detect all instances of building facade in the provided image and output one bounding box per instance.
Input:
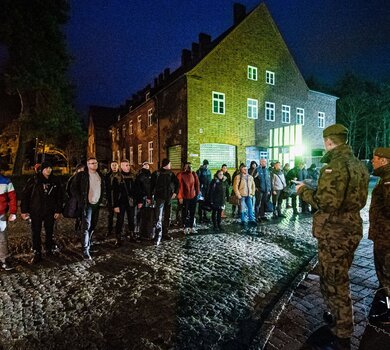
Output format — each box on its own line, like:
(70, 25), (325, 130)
(108, 3), (337, 172)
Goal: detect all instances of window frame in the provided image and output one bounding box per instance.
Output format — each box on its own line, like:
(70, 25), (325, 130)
(247, 65), (258, 81)
(138, 144), (142, 164)
(147, 108), (153, 127)
(281, 105), (291, 124)
(318, 111), (325, 128)
(247, 98), (258, 119)
(266, 70), (275, 85)
(148, 141), (154, 164)
(137, 115), (142, 130)
(265, 101), (275, 122)
(129, 120), (133, 135)
(129, 146), (134, 165)
(212, 91), (225, 115)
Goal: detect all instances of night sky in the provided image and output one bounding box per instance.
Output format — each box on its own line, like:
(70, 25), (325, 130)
(66, 0), (390, 114)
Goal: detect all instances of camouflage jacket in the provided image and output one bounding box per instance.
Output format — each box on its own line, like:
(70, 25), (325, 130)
(369, 163), (390, 241)
(298, 144), (369, 238)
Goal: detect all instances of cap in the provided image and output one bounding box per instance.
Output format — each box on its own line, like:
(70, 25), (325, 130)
(323, 124), (348, 138)
(161, 158), (170, 167)
(374, 147), (390, 159)
(40, 161), (52, 171)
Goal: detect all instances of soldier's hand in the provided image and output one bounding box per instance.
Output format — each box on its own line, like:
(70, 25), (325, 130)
(295, 183), (305, 192)
(114, 207), (120, 213)
(8, 214), (16, 222)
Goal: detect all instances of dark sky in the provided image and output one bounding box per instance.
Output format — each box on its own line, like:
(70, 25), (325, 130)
(65, 0), (390, 114)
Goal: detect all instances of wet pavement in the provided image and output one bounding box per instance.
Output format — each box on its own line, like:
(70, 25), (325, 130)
(0, 206), (317, 350)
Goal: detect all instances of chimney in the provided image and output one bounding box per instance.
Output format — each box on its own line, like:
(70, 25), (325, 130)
(233, 3), (246, 25)
(181, 49), (192, 67)
(158, 73), (164, 85)
(191, 42), (200, 61)
(164, 68), (170, 80)
(199, 33), (211, 57)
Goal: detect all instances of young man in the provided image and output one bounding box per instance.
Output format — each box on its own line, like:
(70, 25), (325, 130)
(271, 161), (286, 219)
(151, 159), (179, 244)
(296, 124), (369, 349)
(71, 157), (104, 260)
(21, 162), (63, 264)
(196, 159), (212, 223)
(105, 161), (120, 237)
(0, 170), (17, 270)
(257, 158), (271, 221)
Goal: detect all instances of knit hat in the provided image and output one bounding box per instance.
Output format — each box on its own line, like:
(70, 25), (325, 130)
(374, 147), (390, 159)
(203, 159), (209, 165)
(161, 158), (170, 167)
(40, 161), (52, 171)
(323, 124), (348, 138)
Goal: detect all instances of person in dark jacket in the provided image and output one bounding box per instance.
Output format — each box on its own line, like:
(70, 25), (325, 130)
(112, 159), (138, 246)
(135, 161), (152, 234)
(21, 161), (63, 264)
(231, 164), (243, 218)
(283, 163), (292, 209)
(249, 161), (261, 217)
(196, 159), (212, 223)
(307, 163), (320, 182)
(207, 170), (228, 231)
(221, 164), (231, 186)
(286, 160), (309, 215)
(104, 161), (120, 237)
(71, 157), (104, 260)
(151, 158), (179, 244)
(66, 163), (85, 233)
(257, 158), (272, 221)
(177, 162), (200, 234)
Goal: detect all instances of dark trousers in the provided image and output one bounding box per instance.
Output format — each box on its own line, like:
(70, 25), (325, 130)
(258, 192), (268, 218)
(115, 204), (135, 238)
(82, 204), (100, 254)
(154, 198), (171, 236)
(31, 214), (55, 253)
(292, 194), (309, 213)
(212, 208), (222, 228)
(182, 197), (197, 228)
(272, 190), (283, 215)
(107, 205), (115, 234)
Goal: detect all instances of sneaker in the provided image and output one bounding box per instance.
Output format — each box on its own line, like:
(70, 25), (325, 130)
(83, 251), (92, 260)
(1, 260), (15, 271)
(30, 253), (42, 265)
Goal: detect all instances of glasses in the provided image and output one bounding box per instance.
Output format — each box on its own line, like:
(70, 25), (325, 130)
(88, 162), (98, 165)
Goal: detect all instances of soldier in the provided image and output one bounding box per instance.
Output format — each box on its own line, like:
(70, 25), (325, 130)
(368, 147), (390, 326)
(296, 124), (369, 349)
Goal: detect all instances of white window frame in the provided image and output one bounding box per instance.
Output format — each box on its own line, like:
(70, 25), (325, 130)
(148, 141), (153, 164)
(122, 124), (126, 137)
(281, 105), (290, 124)
(129, 120), (133, 135)
(266, 70), (275, 85)
(138, 144), (142, 164)
(296, 108), (305, 125)
(116, 128), (120, 141)
(137, 115), (142, 130)
(129, 146), (134, 165)
(145, 92), (150, 101)
(147, 108), (153, 127)
(265, 102), (275, 121)
(247, 65), (258, 81)
(318, 112), (325, 128)
(212, 91), (225, 115)
(122, 148), (126, 160)
(247, 98), (258, 119)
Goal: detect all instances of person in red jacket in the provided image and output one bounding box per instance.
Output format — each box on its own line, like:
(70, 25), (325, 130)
(177, 162), (200, 234)
(0, 172), (17, 271)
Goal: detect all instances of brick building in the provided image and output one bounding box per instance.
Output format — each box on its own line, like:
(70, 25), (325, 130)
(108, 2), (337, 172)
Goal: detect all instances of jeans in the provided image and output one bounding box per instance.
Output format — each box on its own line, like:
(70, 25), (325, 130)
(82, 204), (100, 254)
(0, 214), (10, 262)
(31, 214), (55, 253)
(182, 197), (197, 228)
(115, 204), (135, 238)
(154, 198), (171, 237)
(240, 196), (255, 223)
(258, 192), (269, 218)
(272, 190), (283, 215)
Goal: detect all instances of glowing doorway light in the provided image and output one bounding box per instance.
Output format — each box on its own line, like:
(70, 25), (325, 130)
(291, 144), (305, 157)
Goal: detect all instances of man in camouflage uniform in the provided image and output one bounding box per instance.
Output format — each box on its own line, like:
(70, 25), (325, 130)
(296, 124), (369, 349)
(368, 147), (390, 325)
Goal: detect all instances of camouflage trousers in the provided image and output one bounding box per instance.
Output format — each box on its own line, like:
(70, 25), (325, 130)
(373, 238), (390, 296)
(317, 233), (361, 338)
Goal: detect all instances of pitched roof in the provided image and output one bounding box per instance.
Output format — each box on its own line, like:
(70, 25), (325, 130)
(88, 105), (120, 128)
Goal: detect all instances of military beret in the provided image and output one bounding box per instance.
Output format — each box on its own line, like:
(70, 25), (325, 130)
(374, 147), (390, 159)
(322, 124), (348, 138)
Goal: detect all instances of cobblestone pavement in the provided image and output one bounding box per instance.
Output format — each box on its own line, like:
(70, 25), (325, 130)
(264, 199), (390, 350)
(0, 205), (317, 350)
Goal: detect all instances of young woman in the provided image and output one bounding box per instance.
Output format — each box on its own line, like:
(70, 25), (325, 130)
(207, 170), (228, 231)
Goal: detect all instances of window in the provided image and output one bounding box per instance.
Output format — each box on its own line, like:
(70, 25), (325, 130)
(148, 108), (153, 127)
(146, 92), (150, 101)
(266, 70), (275, 85)
(148, 141), (153, 164)
(112, 151), (115, 161)
(212, 91), (225, 114)
(296, 108), (305, 125)
(247, 98), (258, 119)
(129, 146), (134, 165)
(138, 144), (142, 164)
(137, 115), (142, 130)
(129, 121), (133, 135)
(200, 143), (236, 168)
(122, 124), (126, 137)
(281, 105), (290, 123)
(318, 112), (325, 128)
(247, 65), (258, 81)
(265, 102), (275, 121)
(122, 148), (126, 160)
(116, 128), (120, 141)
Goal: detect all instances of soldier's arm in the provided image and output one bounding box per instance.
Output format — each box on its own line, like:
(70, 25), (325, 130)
(298, 186), (318, 210)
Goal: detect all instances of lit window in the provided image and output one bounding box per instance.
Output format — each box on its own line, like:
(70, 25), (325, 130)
(129, 147), (134, 165)
(247, 98), (258, 119)
(129, 121), (133, 135)
(116, 128), (119, 141)
(148, 109), (153, 127)
(148, 141), (153, 164)
(212, 91), (225, 114)
(247, 66), (258, 81)
(265, 102), (275, 121)
(122, 148), (126, 160)
(296, 108), (305, 125)
(137, 115), (142, 130)
(318, 112), (325, 128)
(266, 70), (275, 85)
(281, 105), (290, 123)
(138, 144), (142, 164)
(122, 124), (126, 137)
(112, 151), (115, 161)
